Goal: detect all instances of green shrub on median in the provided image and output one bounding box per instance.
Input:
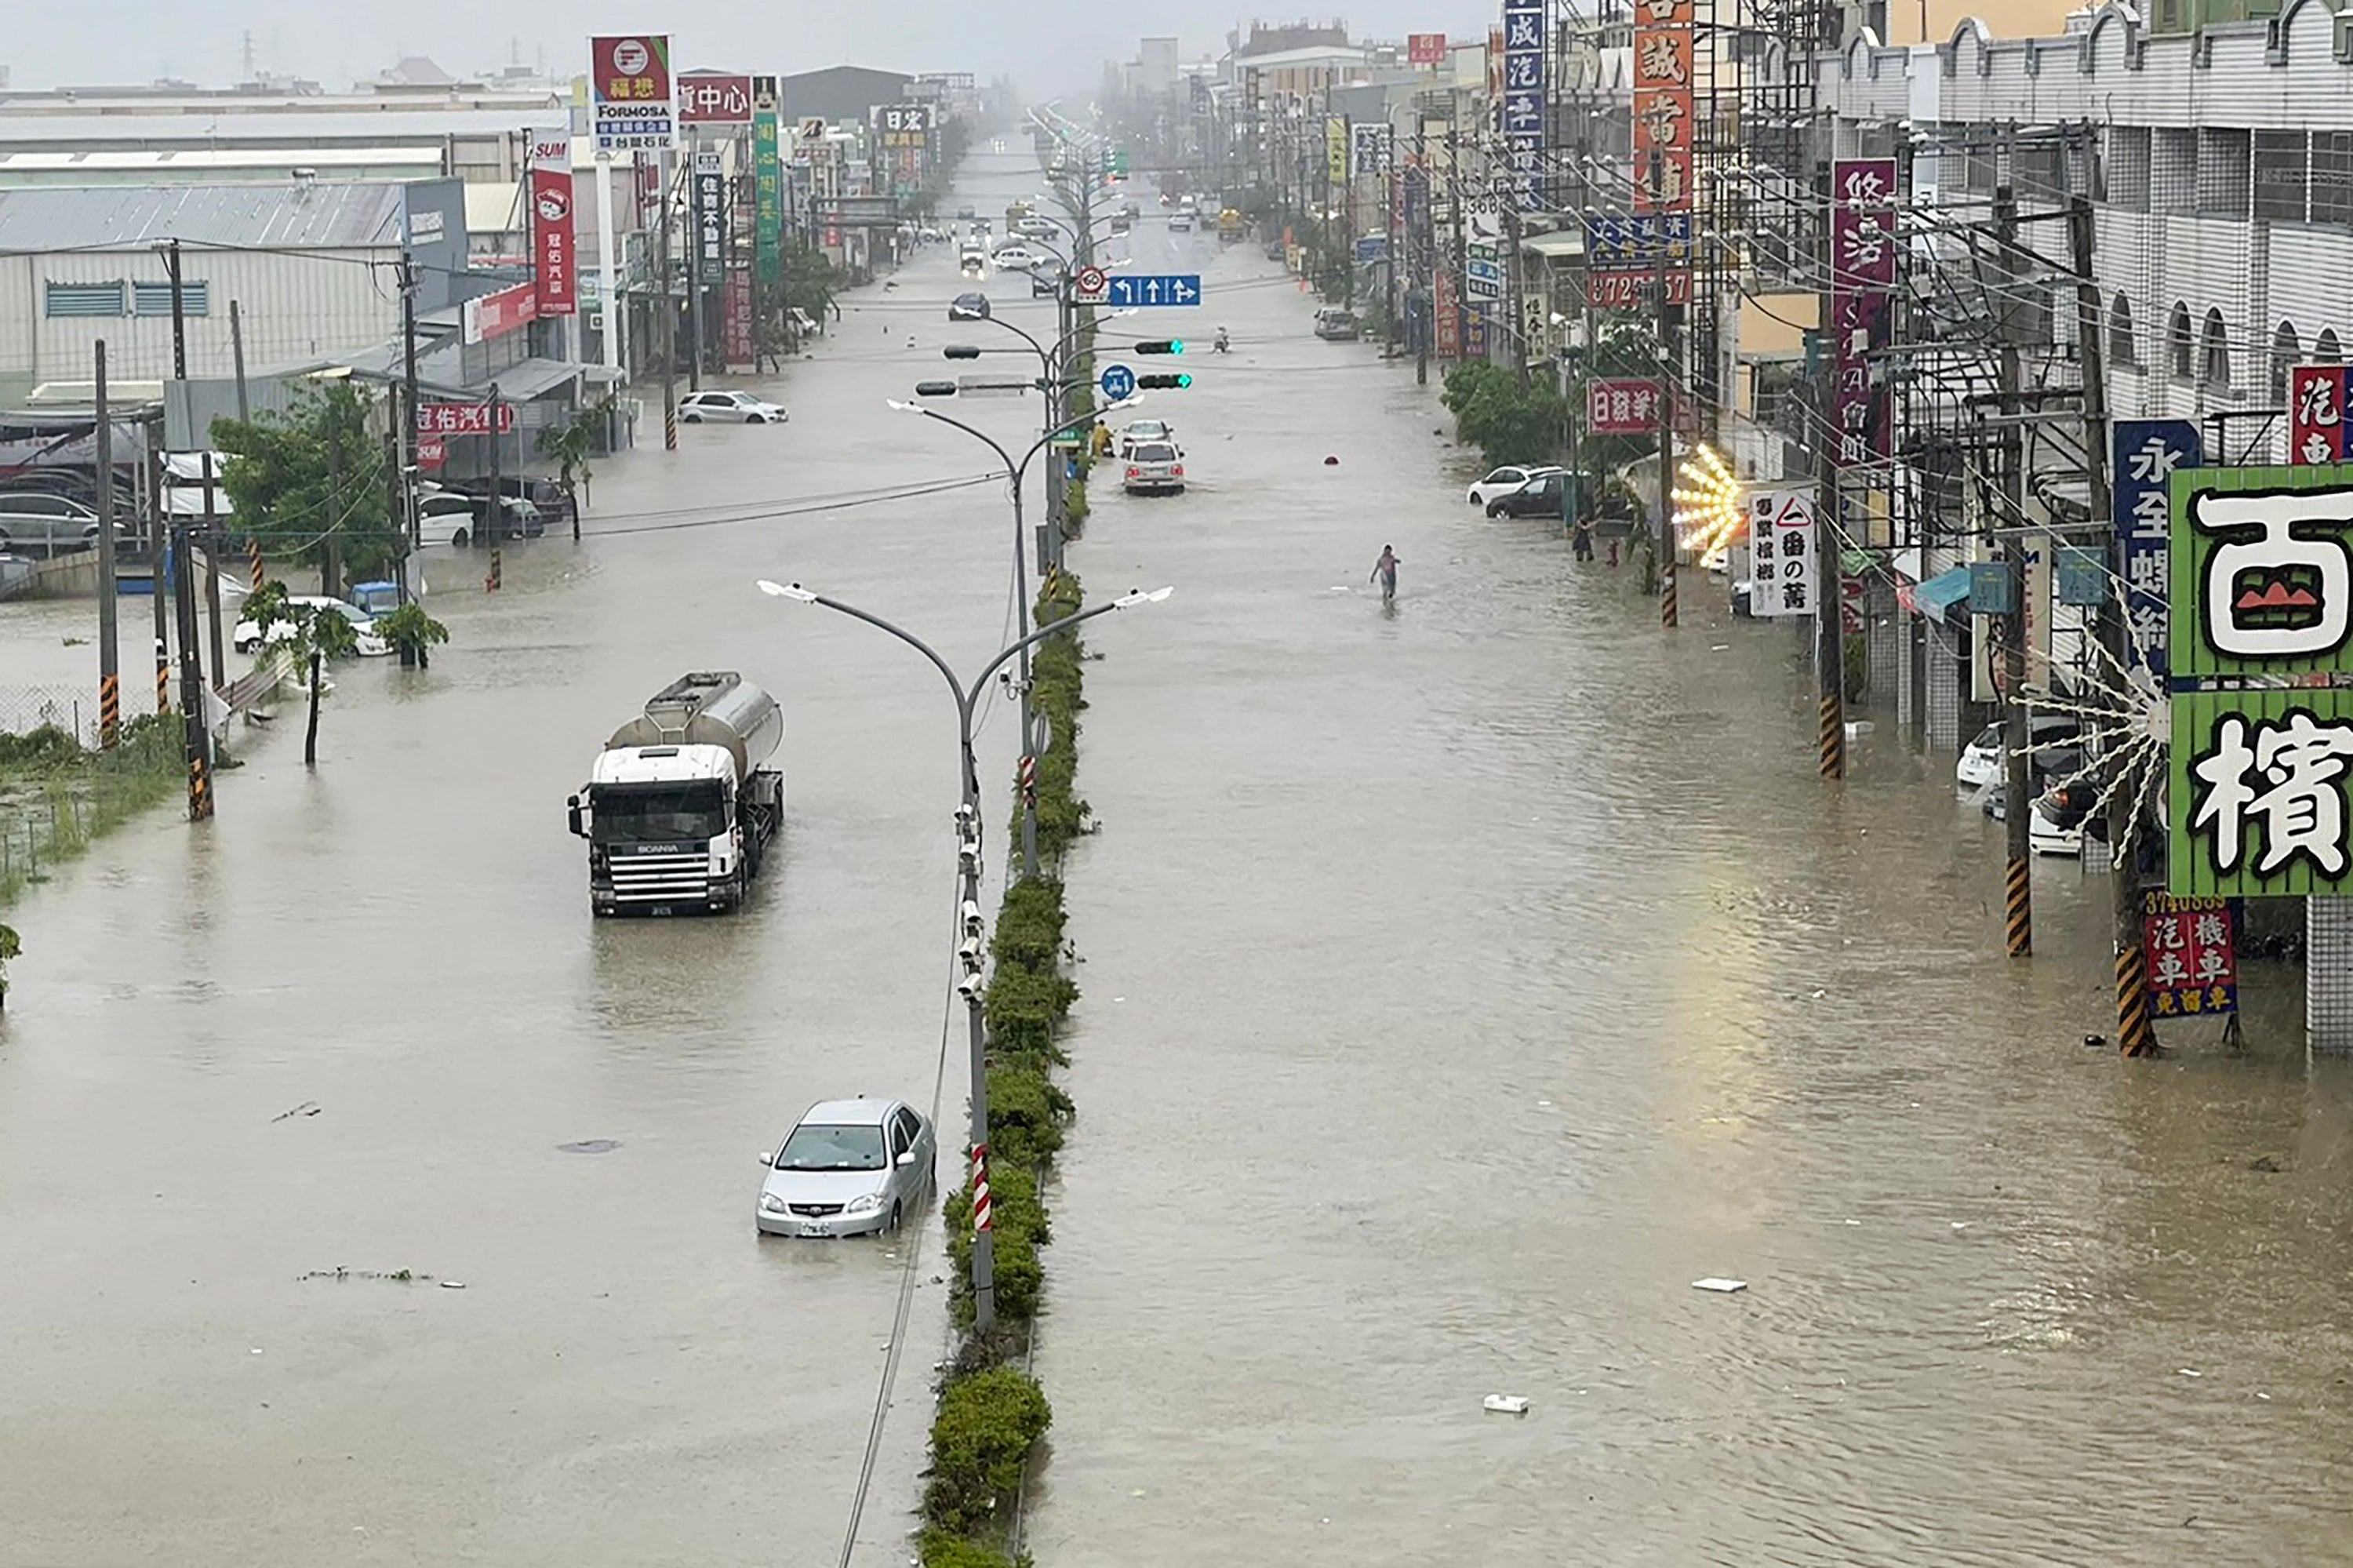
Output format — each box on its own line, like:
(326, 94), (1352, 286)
(923, 1365), (1053, 1538)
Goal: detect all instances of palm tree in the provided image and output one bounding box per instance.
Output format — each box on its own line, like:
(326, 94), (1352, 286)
(537, 402), (608, 540)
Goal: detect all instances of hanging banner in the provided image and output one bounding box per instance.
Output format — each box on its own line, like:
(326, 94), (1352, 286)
(2113, 419), (2201, 675)
(1587, 379), (1665, 435)
(754, 76), (782, 283)
(1409, 32), (1449, 65)
(723, 269), (756, 366)
(693, 155), (726, 275)
(2140, 891), (2241, 1017)
(1326, 117), (1348, 185)
(1750, 487), (1819, 618)
(528, 129), (576, 318)
(678, 71), (754, 126)
(1830, 158), (1897, 470)
(1500, 0), (1546, 209)
(1632, 0), (1693, 213)
(1435, 268), (1460, 358)
(1351, 122), (1393, 179)
(2292, 364), (2351, 466)
(589, 35), (676, 152)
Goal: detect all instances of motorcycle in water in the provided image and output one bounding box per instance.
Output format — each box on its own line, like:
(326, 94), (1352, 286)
(1213, 329), (1231, 354)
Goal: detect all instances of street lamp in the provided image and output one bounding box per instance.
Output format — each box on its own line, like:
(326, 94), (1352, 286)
(886, 393), (1139, 878)
(752, 577), (1172, 1332)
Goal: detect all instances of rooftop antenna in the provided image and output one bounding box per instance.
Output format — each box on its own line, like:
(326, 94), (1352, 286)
(240, 29), (256, 83)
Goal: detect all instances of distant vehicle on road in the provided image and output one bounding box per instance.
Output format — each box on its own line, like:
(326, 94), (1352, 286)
(1122, 440), (1185, 495)
(1217, 208), (1246, 242)
(1314, 308), (1361, 340)
(1168, 212), (1193, 232)
(1487, 471), (1571, 519)
(1956, 715), (2084, 795)
(1467, 464), (1563, 509)
(755, 1097), (936, 1238)
(1031, 262), (1064, 298)
(233, 595), (390, 657)
(989, 243), (1043, 271)
(1117, 418), (1173, 457)
(1263, 238), (1286, 262)
(568, 671), (787, 917)
(443, 474), (575, 530)
(949, 293), (992, 322)
(681, 390), (787, 425)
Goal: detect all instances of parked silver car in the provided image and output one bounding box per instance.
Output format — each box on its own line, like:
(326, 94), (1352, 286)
(755, 1097), (936, 1238)
(680, 390), (787, 424)
(0, 493), (134, 558)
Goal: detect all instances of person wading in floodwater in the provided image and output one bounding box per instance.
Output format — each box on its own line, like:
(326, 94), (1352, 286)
(1370, 544), (1401, 605)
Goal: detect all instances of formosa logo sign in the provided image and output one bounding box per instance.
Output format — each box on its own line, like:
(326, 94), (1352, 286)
(589, 34), (676, 151)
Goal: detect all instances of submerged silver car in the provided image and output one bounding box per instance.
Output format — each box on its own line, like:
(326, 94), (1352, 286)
(755, 1097), (936, 1238)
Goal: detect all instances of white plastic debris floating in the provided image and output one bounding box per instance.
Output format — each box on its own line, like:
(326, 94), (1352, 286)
(1692, 1277), (1748, 1293)
(1482, 1394), (1530, 1416)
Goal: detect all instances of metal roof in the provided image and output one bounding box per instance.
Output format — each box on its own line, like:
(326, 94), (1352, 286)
(0, 181), (409, 252)
(0, 108), (549, 149)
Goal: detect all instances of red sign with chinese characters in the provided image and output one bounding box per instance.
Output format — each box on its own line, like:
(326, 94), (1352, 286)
(1584, 268), (1693, 309)
(1830, 158), (1898, 471)
(589, 35), (675, 153)
(2140, 891), (2240, 1017)
(1632, 0), (1693, 213)
(723, 268), (755, 367)
(464, 279), (538, 344)
(1435, 268), (1460, 358)
(1587, 379), (1664, 435)
(678, 71), (755, 126)
(1408, 32), (1448, 64)
(2291, 365), (2350, 465)
(416, 402), (517, 437)
(529, 130), (575, 318)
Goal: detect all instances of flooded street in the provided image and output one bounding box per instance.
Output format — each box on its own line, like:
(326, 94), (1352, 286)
(5, 151), (2353, 1564)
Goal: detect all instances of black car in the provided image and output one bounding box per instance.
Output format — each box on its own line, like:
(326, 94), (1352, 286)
(1486, 471), (1571, 519)
(444, 474), (572, 532)
(949, 293), (991, 322)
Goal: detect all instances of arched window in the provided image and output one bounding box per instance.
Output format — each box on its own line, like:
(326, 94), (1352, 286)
(2169, 303), (2194, 380)
(2321, 329), (2345, 366)
(2201, 307), (2231, 391)
(2273, 322), (2302, 402)
(2108, 293), (2137, 368)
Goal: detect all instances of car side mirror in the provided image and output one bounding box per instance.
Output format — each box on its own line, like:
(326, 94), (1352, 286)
(758, 1150), (775, 1166)
(566, 795), (584, 838)
(895, 1150), (917, 1167)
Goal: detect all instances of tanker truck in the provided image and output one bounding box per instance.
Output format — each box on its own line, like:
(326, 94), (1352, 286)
(566, 671), (785, 916)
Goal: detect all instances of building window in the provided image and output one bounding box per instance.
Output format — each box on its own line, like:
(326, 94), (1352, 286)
(2197, 128), (2251, 219)
(2273, 322), (2302, 401)
(2109, 293), (2137, 368)
(2169, 303), (2194, 379)
(2153, 128), (2198, 216)
(2202, 307), (2231, 392)
(44, 281), (126, 318)
(2321, 329), (2345, 365)
(2108, 127), (2151, 213)
(2315, 132), (2353, 227)
(2017, 143), (2068, 204)
(131, 280), (208, 316)
(2253, 130), (2308, 223)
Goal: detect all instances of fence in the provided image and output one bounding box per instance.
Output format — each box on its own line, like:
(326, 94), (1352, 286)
(0, 711), (184, 907)
(0, 685), (100, 748)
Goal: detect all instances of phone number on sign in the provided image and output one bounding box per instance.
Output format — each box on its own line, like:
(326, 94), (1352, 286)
(1584, 270), (1693, 309)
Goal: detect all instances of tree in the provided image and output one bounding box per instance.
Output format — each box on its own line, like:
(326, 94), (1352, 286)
(0, 920), (18, 1011)
(238, 581), (356, 766)
(374, 602), (449, 671)
(537, 400), (609, 537)
(1442, 361), (1568, 469)
(213, 382), (400, 577)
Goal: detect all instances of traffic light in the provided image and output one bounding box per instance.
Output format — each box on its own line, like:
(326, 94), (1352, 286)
(1134, 340), (1185, 355)
(1136, 373), (1192, 390)
(913, 380), (959, 398)
(941, 345), (982, 359)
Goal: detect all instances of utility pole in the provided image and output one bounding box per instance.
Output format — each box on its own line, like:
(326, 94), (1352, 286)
(486, 384), (503, 577)
(1651, 144), (1675, 627)
(687, 133), (706, 392)
(1995, 184), (2031, 955)
(95, 342), (120, 750)
(228, 299), (250, 421)
(398, 249), (422, 606)
(1504, 196), (1529, 390)
(1815, 161), (1847, 781)
(1413, 126), (1429, 387)
(2071, 190), (2144, 1050)
(660, 151), (680, 451)
(165, 242), (225, 692)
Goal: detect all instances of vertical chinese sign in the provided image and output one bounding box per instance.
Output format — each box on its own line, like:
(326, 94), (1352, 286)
(754, 77), (782, 284)
(1750, 487), (1819, 618)
(693, 148), (726, 362)
(2112, 420), (2200, 675)
(2168, 463), (2353, 896)
(1631, 0), (1692, 214)
(2140, 891), (2241, 1017)
(1500, 0), (1545, 209)
(1829, 158), (1897, 470)
(588, 35), (676, 155)
(2291, 365), (2351, 466)
(528, 129), (575, 318)
(1326, 116), (1347, 187)
(1435, 267), (1460, 359)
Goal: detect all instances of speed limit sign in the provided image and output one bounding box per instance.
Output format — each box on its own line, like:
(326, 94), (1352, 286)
(1072, 264), (1109, 304)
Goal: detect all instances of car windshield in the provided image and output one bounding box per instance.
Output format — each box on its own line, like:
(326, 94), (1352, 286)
(1134, 444), (1176, 462)
(591, 781), (727, 846)
(776, 1122), (886, 1172)
(1129, 423), (1168, 438)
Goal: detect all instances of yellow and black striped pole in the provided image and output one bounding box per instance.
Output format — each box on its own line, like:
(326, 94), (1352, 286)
(2004, 855), (2033, 959)
(2116, 939), (2155, 1056)
(1660, 553), (1678, 630)
(98, 672), (120, 751)
(247, 537), (264, 593)
(1818, 693), (1845, 780)
(154, 637), (170, 714)
(187, 749), (211, 822)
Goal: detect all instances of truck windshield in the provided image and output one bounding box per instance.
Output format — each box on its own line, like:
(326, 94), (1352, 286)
(593, 783), (726, 845)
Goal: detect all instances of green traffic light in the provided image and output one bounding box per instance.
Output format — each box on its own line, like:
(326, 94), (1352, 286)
(1176, 373), (1191, 387)
(1169, 340), (1184, 355)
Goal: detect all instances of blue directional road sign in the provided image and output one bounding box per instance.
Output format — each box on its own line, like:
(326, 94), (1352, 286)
(1100, 363), (1137, 400)
(1104, 274), (1203, 309)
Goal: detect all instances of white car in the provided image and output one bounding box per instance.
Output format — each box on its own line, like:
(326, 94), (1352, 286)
(232, 595), (391, 657)
(680, 390), (787, 425)
(1956, 715), (2083, 794)
(1168, 213), (1193, 232)
(755, 1098), (936, 1238)
(1117, 418), (1174, 457)
(989, 244), (1042, 271)
(1122, 440), (1185, 495)
(1467, 464), (1563, 509)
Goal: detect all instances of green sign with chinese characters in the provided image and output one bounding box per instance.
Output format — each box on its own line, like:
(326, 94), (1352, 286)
(754, 78), (782, 283)
(2169, 462), (2353, 678)
(2170, 687), (2353, 897)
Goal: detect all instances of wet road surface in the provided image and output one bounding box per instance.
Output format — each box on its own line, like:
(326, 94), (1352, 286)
(5, 151), (2353, 1565)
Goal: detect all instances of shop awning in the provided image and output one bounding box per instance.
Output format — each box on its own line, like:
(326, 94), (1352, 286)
(1901, 565), (1971, 617)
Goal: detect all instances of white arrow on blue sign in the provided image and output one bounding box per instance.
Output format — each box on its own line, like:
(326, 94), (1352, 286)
(1100, 363), (1136, 400)
(1105, 274), (1204, 308)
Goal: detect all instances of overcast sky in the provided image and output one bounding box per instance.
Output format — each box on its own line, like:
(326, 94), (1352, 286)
(13, 3), (1503, 96)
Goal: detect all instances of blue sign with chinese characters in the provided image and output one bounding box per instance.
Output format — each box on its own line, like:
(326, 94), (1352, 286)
(1100, 363), (1136, 401)
(1583, 213), (1694, 270)
(2114, 418), (2200, 675)
(1104, 274), (1202, 308)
